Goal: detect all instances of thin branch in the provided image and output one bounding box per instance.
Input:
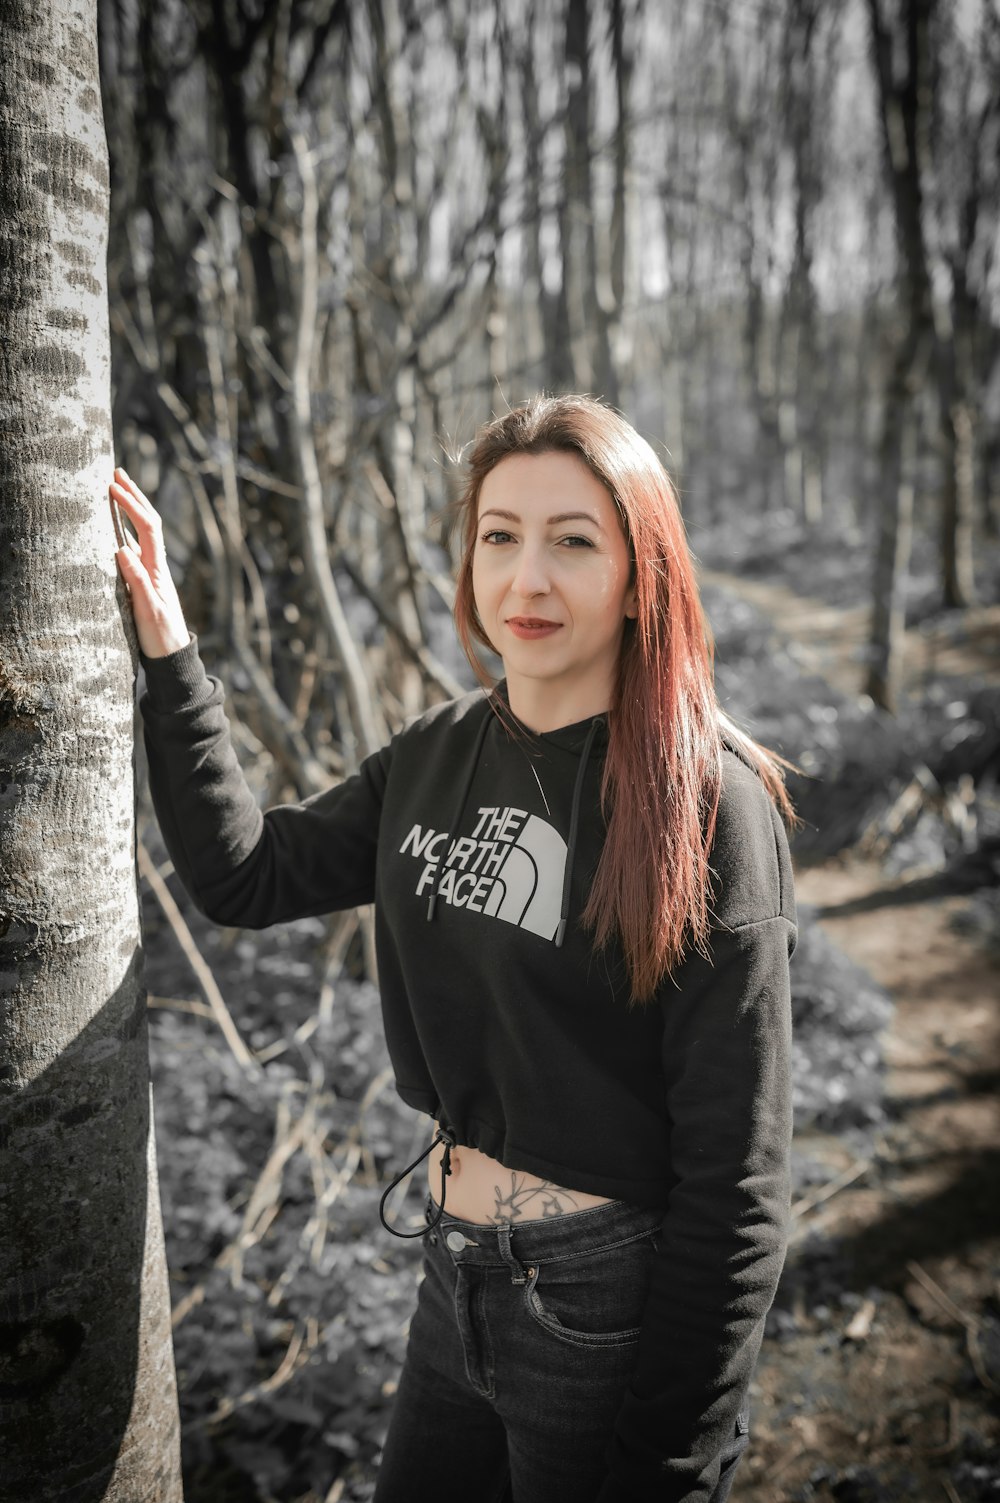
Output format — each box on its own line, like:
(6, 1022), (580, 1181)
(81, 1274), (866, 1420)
(337, 551), (465, 701)
(907, 1259), (1000, 1395)
(158, 390), (332, 793)
(137, 839), (260, 1076)
(790, 1159), (870, 1222)
(289, 126), (384, 761)
(199, 1315), (320, 1426)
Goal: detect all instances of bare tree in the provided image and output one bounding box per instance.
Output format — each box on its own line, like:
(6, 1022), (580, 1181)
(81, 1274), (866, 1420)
(927, 3), (999, 605)
(607, 0), (636, 385)
(777, 0), (835, 527)
(865, 0), (937, 712)
(0, 2), (183, 1499)
(559, 0), (617, 399)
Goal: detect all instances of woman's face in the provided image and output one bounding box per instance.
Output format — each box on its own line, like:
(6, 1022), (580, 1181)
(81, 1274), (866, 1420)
(471, 450), (637, 723)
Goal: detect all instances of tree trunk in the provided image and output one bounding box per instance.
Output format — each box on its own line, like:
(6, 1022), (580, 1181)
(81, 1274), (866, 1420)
(865, 358), (920, 713)
(938, 201), (981, 605)
(561, 0), (616, 402)
(606, 0), (633, 392)
(521, 4), (561, 387)
(0, 4), (183, 1500)
(865, 0), (937, 711)
(939, 393), (978, 608)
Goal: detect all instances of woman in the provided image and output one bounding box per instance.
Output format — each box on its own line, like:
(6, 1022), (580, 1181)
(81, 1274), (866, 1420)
(111, 394), (798, 1503)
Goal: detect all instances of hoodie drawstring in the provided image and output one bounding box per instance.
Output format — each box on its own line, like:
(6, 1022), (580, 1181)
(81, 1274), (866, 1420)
(379, 1123), (458, 1238)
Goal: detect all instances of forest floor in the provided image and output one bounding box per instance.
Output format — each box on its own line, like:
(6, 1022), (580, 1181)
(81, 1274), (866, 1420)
(698, 556), (1000, 1503)
(699, 567), (1000, 703)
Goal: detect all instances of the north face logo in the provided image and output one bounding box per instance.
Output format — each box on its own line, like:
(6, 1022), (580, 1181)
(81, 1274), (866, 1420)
(399, 806), (567, 942)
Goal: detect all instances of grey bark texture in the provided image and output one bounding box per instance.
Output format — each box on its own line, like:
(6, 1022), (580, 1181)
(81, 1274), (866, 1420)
(865, 0), (936, 712)
(0, 2), (183, 1499)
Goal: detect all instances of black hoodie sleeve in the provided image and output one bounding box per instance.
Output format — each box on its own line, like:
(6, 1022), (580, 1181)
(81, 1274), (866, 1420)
(138, 634), (391, 928)
(596, 764), (797, 1502)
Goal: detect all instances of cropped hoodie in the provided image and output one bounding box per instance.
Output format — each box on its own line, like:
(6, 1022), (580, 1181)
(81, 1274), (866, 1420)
(139, 634), (797, 1503)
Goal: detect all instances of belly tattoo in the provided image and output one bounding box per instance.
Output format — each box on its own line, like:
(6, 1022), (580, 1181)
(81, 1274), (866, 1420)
(484, 1170), (586, 1223)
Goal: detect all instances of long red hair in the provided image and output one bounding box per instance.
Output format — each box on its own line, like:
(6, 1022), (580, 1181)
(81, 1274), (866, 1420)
(452, 394), (799, 1006)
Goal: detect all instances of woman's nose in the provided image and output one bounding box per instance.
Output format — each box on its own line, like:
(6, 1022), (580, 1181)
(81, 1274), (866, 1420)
(510, 545), (551, 598)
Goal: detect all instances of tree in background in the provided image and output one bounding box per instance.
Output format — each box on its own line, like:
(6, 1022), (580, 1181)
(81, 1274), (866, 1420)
(865, 0), (1000, 708)
(865, 0), (937, 713)
(95, 0), (1000, 754)
(0, 1), (182, 1497)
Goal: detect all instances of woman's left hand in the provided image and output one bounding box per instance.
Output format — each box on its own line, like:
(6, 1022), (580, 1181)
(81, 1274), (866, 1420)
(109, 467), (191, 658)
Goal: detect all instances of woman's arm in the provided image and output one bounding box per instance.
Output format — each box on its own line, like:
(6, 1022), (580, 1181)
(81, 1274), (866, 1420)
(139, 638), (390, 928)
(111, 467), (389, 929)
(597, 766), (797, 1503)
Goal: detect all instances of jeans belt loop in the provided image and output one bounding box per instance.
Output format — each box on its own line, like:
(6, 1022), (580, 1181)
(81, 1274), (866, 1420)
(496, 1221), (529, 1285)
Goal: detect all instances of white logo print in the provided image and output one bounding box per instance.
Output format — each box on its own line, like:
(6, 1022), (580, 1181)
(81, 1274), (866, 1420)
(399, 805), (568, 942)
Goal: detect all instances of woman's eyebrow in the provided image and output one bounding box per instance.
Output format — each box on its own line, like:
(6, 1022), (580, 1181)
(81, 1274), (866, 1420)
(480, 507), (605, 530)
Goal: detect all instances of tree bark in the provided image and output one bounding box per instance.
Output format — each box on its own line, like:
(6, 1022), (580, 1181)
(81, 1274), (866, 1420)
(520, 5), (562, 386)
(561, 0), (616, 402)
(865, 349), (922, 713)
(780, 1), (827, 525)
(939, 390), (977, 608)
(0, 3), (183, 1499)
(865, 0), (937, 711)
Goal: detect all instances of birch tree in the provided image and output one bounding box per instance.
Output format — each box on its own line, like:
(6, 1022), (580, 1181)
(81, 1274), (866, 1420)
(0, 2), (183, 1498)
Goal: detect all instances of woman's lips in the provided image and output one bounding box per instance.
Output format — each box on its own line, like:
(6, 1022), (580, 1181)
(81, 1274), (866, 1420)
(506, 617), (563, 639)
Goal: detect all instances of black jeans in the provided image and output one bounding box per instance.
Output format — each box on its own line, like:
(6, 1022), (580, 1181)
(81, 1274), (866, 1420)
(373, 1193), (750, 1503)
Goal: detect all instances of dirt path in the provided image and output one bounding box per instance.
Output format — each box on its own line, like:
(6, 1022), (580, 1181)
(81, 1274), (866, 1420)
(699, 567), (1000, 701)
(736, 855), (1000, 1502)
(701, 570), (1000, 1500)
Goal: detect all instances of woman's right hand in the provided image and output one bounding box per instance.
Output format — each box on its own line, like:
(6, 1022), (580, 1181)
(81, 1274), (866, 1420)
(110, 467), (191, 659)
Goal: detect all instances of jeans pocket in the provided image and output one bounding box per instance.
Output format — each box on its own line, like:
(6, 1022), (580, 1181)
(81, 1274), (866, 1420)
(522, 1231), (657, 1349)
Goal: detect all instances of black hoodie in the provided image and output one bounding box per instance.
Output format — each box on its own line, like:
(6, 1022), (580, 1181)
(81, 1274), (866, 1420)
(139, 634), (797, 1503)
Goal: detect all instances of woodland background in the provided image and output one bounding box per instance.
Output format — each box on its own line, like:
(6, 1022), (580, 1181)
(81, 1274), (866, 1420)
(40, 0), (1000, 1497)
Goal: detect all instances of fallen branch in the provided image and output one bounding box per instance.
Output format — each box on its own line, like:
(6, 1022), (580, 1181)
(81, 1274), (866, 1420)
(223, 1093), (315, 1288)
(907, 1259), (1000, 1395)
(173, 1084), (312, 1326)
(138, 839), (260, 1077)
(790, 1159), (870, 1223)
(265, 1062), (396, 1310)
(917, 1397), (961, 1458)
(147, 994), (215, 1020)
(197, 1314), (321, 1427)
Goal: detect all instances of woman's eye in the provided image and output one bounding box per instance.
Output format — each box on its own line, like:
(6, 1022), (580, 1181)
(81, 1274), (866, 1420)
(478, 530), (594, 548)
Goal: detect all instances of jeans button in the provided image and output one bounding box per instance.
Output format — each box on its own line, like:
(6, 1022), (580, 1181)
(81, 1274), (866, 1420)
(446, 1230), (466, 1253)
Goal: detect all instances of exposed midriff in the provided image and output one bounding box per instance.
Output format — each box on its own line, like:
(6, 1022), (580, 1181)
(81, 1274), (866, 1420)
(426, 1120), (615, 1225)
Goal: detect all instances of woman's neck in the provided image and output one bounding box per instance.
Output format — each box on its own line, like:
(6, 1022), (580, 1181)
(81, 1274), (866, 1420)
(501, 675), (613, 734)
